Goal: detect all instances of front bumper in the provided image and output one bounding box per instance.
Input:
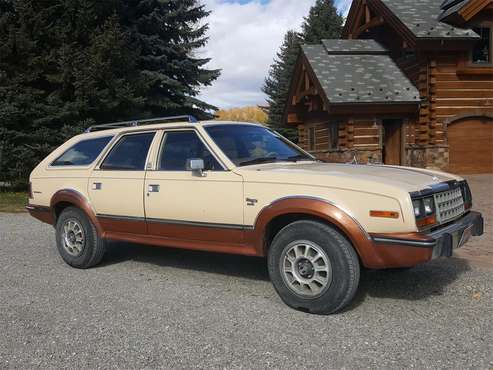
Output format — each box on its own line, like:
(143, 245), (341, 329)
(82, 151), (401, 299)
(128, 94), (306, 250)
(369, 211), (484, 268)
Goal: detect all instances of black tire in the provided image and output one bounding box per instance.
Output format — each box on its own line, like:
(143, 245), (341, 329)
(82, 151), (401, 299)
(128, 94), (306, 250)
(55, 207), (106, 268)
(268, 220), (360, 315)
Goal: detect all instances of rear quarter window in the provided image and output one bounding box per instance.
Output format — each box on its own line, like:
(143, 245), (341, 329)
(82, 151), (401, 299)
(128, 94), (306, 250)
(51, 136), (113, 166)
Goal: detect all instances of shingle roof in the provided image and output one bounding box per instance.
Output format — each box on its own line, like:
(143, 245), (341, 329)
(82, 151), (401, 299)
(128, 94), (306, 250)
(302, 40), (420, 105)
(379, 0), (478, 39)
(321, 39), (387, 54)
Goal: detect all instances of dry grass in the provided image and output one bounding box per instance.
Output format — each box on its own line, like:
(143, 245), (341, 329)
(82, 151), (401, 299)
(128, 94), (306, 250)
(0, 192), (27, 213)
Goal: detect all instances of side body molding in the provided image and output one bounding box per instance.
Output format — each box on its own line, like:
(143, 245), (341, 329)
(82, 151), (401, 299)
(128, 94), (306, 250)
(247, 196), (377, 263)
(50, 189), (103, 236)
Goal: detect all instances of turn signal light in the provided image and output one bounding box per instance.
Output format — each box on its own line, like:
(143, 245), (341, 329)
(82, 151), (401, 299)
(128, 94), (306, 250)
(369, 210), (400, 219)
(416, 215), (437, 228)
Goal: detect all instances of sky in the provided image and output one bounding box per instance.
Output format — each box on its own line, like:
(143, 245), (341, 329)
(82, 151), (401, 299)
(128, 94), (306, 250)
(197, 0), (352, 110)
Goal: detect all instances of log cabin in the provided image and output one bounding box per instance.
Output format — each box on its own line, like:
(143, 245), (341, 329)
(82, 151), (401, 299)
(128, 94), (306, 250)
(284, 0), (493, 173)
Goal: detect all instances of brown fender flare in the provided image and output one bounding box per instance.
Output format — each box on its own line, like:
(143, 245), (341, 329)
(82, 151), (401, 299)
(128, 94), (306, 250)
(247, 196), (380, 267)
(50, 189), (103, 236)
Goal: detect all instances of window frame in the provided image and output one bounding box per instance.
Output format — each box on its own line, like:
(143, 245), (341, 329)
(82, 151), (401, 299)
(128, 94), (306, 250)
(155, 128), (227, 172)
(328, 122), (340, 151)
(48, 135), (114, 170)
(470, 25), (493, 65)
(96, 130), (157, 172)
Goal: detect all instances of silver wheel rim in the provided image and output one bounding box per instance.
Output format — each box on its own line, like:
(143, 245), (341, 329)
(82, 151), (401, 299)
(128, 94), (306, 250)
(280, 240), (332, 298)
(62, 219), (85, 257)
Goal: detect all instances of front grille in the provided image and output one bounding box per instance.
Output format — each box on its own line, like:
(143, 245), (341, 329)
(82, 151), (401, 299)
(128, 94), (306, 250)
(434, 187), (465, 224)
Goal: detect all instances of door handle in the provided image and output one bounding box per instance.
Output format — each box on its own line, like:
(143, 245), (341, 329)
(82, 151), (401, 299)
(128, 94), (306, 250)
(148, 184), (160, 193)
(92, 182), (102, 190)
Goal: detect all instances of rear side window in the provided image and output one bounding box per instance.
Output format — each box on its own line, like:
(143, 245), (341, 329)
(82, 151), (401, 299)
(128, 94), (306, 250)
(51, 136), (113, 166)
(100, 132), (155, 171)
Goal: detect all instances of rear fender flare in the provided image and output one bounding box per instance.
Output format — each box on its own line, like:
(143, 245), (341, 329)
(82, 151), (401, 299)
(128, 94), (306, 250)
(50, 189), (103, 236)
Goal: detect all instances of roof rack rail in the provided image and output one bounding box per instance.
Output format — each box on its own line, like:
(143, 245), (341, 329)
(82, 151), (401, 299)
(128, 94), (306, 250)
(85, 115), (198, 133)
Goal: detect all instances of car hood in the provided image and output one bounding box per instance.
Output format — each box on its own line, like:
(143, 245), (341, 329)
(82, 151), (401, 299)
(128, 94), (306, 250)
(237, 162), (462, 194)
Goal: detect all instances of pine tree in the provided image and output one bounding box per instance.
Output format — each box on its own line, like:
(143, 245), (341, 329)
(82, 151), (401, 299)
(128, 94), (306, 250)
(262, 30), (302, 141)
(262, 0), (343, 142)
(302, 0), (344, 43)
(118, 0), (220, 119)
(0, 0), (219, 187)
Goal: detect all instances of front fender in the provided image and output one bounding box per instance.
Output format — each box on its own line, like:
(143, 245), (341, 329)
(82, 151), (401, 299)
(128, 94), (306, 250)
(246, 196), (382, 265)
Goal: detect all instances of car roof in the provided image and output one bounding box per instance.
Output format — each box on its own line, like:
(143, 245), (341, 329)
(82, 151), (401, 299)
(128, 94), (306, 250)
(77, 120), (265, 140)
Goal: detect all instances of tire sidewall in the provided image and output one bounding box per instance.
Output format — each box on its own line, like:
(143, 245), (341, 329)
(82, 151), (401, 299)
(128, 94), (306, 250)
(268, 220), (359, 314)
(56, 207), (98, 268)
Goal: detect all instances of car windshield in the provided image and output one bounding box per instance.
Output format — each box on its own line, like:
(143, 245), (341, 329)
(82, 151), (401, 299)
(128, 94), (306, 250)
(204, 124), (314, 167)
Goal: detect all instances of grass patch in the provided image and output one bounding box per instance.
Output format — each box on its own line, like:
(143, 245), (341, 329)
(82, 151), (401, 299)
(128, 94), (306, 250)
(0, 192), (27, 213)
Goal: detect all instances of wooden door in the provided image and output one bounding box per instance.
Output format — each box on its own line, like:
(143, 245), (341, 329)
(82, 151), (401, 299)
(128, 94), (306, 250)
(383, 120), (402, 165)
(448, 117), (493, 174)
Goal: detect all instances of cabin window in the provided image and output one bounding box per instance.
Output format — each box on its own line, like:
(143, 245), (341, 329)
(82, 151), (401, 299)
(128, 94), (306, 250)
(472, 27), (492, 64)
(328, 122), (339, 150)
(308, 127), (315, 151)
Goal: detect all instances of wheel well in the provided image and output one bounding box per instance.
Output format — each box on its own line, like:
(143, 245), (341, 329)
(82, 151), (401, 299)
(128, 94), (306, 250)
(263, 213), (355, 254)
(53, 201), (75, 221)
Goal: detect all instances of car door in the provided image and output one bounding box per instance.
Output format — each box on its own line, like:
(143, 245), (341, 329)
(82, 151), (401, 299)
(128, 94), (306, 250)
(144, 129), (244, 244)
(88, 131), (157, 234)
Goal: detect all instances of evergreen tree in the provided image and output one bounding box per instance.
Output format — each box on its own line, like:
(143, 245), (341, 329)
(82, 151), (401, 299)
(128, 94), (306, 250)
(262, 0), (343, 141)
(262, 30), (302, 141)
(0, 0), (219, 187)
(302, 0), (344, 43)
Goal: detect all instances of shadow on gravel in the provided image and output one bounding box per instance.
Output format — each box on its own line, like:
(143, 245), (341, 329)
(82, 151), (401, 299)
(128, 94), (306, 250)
(101, 241), (270, 281)
(102, 242), (471, 309)
(347, 257), (471, 311)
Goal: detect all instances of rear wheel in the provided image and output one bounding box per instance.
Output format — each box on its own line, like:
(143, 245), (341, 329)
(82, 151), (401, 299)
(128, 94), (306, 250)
(268, 220), (360, 314)
(55, 207), (106, 268)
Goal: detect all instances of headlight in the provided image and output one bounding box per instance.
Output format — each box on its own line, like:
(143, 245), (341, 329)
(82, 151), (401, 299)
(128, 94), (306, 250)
(413, 199), (422, 218)
(412, 196), (437, 229)
(423, 197), (435, 216)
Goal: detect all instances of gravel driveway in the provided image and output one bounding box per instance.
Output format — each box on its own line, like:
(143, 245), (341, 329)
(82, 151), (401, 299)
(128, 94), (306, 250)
(1, 177), (492, 369)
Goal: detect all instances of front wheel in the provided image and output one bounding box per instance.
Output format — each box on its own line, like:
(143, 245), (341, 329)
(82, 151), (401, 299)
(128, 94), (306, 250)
(268, 220), (360, 314)
(55, 207), (106, 268)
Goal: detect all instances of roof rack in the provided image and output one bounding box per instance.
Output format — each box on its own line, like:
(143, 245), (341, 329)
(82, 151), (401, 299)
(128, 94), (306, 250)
(85, 115), (198, 133)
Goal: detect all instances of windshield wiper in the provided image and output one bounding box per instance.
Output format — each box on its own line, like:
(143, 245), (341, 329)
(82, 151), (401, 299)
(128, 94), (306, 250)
(239, 157), (279, 166)
(286, 154), (313, 162)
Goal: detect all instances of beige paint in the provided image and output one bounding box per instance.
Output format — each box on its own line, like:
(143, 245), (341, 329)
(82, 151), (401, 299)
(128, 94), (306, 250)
(28, 120), (465, 234)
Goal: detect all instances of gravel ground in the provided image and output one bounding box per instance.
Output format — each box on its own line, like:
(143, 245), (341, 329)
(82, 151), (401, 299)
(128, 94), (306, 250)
(1, 211), (492, 369)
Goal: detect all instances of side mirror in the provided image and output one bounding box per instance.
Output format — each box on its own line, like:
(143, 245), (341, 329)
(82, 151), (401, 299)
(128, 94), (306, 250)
(186, 158), (206, 177)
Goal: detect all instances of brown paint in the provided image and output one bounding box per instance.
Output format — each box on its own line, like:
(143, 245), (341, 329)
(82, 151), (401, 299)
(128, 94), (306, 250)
(50, 189), (104, 236)
(36, 192), (438, 268)
(26, 205), (54, 225)
(98, 216), (146, 235)
(147, 221), (244, 244)
(104, 231), (258, 257)
(247, 197), (435, 268)
(247, 197), (375, 260)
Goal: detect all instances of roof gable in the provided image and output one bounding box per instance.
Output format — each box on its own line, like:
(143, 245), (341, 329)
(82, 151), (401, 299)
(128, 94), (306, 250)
(379, 0), (477, 38)
(343, 0), (479, 41)
(301, 40), (420, 105)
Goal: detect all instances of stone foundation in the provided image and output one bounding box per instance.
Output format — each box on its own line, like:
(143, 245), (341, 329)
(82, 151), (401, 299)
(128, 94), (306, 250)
(311, 145), (449, 169)
(314, 148), (382, 164)
(406, 145), (449, 171)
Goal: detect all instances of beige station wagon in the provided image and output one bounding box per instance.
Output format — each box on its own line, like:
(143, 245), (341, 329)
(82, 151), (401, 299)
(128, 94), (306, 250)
(27, 116), (484, 314)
